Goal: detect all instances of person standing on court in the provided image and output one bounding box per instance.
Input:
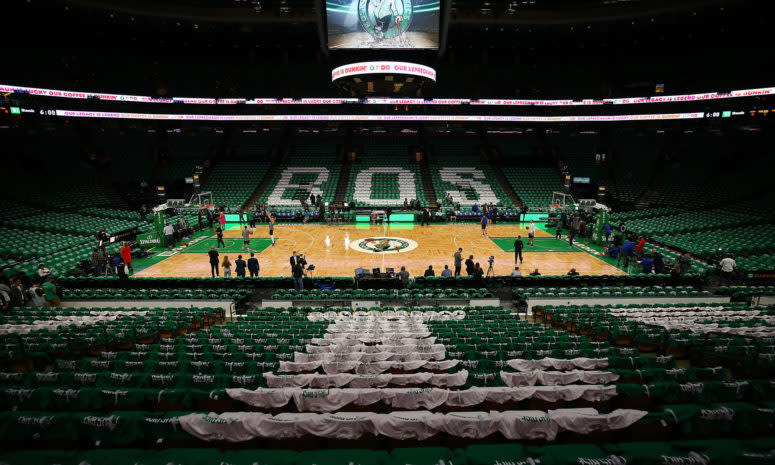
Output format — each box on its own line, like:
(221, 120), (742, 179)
(453, 248), (463, 277)
(634, 236), (646, 261)
(513, 235), (524, 265)
(269, 214), (276, 245)
(247, 253), (260, 277)
(250, 208), (258, 229)
(222, 255), (232, 277)
(215, 225), (226, 248)
(208, 247), (220, 277)
(480, 214), (488, 237)
(619, 239), (635, 267)
(570, 215), (580, 240)
(120, 241), (133, 273)
(235, 255), (247, 277)
(603, 223), (612, 245)
(163, 222), (175, 249)
(527, 220), (536, 246)
(241, 226), (252, 250)
(421, 208), (430, 226)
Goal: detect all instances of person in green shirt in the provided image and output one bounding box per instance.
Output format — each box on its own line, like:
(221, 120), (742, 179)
(42, 277), (60, 307)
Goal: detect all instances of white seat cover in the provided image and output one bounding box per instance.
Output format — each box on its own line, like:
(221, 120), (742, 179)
(372, 411), (440, 440)
(225, 388), (294, 409)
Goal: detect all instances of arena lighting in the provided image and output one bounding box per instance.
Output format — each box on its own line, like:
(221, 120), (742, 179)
(51, 110), (706, 122)
(4, 82), (773, 106)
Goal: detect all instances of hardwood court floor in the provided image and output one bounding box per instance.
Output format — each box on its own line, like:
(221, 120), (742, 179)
(135, 223), (625, 278)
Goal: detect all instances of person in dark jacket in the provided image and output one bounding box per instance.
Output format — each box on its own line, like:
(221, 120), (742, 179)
(208, 247), (220, 277)
(513, 236), (524, 264)
(653, 249), (665, 274)
(247, 253), (260, 277)
(235, 255), (247, 277)
(292, 262), (305, 290)
(465, 255), (475, 276)
(424, 265), (435, 277)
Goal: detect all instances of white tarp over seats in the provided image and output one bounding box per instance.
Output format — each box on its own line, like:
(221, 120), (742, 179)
(178, 408), (646, 441)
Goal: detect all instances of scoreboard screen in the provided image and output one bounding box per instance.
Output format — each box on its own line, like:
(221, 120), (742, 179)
(326, 0), (440, 50)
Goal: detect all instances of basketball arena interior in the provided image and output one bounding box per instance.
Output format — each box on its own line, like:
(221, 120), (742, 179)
(0, 0), (774, 463)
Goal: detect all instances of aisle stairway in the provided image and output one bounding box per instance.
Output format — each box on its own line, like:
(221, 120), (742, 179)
(419, 155), (437, 206)
(490, 163), (522, 207)
(333, 156), (352, 205)
(242, 162), (280, 209)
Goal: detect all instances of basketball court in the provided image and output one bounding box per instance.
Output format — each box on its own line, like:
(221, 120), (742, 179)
(135, 222), (625, 278)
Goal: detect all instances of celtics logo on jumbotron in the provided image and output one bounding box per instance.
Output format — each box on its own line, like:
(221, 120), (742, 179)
(358, 0), (413, 40)
(350, 236), (419, 254)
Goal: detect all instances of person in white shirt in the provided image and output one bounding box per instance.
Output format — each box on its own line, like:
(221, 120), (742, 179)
(163, 223), (175, 248)
(719, 255), (737, 284)
(527, 220), (536, 246)
(510, 266), (522, 277)
(37, 264), (51, 279)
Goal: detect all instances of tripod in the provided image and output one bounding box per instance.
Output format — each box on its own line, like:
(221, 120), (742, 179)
(486, 259), (495, 277)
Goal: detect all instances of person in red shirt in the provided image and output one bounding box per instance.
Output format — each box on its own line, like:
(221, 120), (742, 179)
(120, 242), (133, 273)
(634, 236), (646, 261)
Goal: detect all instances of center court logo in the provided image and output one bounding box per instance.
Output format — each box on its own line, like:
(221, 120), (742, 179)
(350, 236), (419, 254)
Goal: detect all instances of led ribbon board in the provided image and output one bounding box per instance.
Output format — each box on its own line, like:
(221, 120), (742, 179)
(3, 83), (772, 105)
(331, 62), (437, 81)
(53, 110), (705, 122)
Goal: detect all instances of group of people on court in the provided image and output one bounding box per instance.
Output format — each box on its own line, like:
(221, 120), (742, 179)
(205, 214), (279, 277)
(207, 248), (260, 278)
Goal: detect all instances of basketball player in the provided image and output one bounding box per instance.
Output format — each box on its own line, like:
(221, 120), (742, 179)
(481, 214), (488, 237)
(241, 225), (251, 251)
(269, 214), (276, 246)
(527, 220), (536, 246)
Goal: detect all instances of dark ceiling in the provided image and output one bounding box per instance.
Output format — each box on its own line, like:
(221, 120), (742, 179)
(64, 0), (726, 24)
(2, 0), (769, 99)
